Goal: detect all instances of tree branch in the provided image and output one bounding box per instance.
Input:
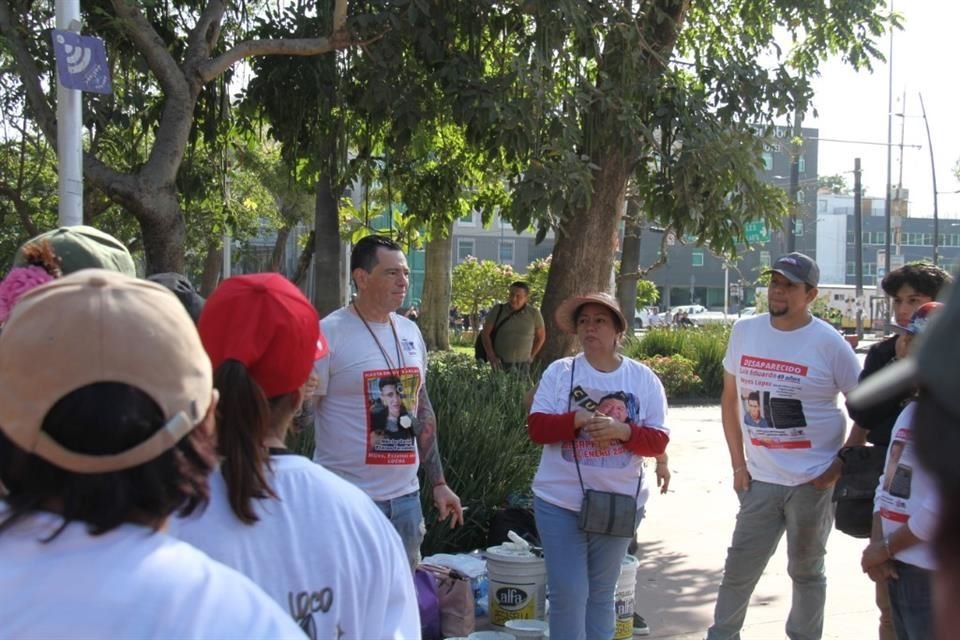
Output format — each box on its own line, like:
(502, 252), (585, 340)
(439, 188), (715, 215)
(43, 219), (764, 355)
(0, 1), (57, 145)
(0, 183), (39, 236)
(109, 0), (190, 101)
(291, 230), (316, 286)
(199, 32), (354, 83)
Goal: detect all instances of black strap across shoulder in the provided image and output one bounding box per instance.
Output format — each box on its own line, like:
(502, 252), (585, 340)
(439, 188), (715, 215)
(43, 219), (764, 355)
(567, 356), (642, 499)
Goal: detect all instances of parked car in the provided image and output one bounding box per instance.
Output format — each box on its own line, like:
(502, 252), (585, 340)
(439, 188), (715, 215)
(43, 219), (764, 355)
(634, 306), (663, 329)
(667, 304), (730, 326)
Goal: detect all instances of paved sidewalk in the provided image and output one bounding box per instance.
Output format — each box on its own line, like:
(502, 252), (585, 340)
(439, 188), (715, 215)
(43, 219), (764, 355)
(634, 403), (877, 639)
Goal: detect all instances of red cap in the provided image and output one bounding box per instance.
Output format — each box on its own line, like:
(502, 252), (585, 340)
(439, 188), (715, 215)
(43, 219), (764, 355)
(199, 273), (326, 398)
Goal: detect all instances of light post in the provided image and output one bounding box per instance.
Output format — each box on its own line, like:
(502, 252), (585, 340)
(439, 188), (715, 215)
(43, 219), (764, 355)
(918, 93), (939, 265)
(894, 100), (953, 267)
(55, 1), (83, 226)
(883, 1), (895, 279)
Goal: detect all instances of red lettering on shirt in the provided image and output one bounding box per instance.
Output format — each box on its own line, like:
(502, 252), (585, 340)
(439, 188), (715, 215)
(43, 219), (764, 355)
(749, 437), (812, 449)
(880, 507), (909, 523)
(740, 355), (808, 376)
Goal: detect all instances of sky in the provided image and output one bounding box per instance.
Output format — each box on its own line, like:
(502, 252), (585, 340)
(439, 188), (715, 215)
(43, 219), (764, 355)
(806, 2), (960, 219)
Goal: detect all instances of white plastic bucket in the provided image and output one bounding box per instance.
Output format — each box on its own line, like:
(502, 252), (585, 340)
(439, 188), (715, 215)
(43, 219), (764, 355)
(485, 544), (547, 627)
(468, 632), (515, 640)
(505, 618), (549, 638)
(613, 555), (639, 640)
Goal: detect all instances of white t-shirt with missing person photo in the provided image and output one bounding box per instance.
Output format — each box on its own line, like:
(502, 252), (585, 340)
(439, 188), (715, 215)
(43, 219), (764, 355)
(723, 314), (861, 486)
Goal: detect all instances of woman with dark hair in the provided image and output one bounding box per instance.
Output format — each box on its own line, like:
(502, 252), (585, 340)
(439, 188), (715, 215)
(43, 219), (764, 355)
(527, 292), (669, 640)
(0, 270), (301, 639)
(171, 273), (418, 639)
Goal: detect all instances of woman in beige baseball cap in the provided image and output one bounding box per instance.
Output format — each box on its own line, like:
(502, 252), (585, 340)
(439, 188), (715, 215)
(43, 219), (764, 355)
(0, 270), (302, 638)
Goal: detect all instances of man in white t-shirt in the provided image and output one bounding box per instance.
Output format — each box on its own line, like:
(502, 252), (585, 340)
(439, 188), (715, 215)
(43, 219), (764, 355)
(0, 271), (302, 639)
(707, 253), (862, 640)
(313, 235), (464, 569)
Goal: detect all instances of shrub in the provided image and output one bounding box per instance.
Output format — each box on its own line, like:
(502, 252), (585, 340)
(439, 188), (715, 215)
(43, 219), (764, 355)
(421, 351), (540, 554)
(623, 324), (730, 398)
(639, 354), (703, 398)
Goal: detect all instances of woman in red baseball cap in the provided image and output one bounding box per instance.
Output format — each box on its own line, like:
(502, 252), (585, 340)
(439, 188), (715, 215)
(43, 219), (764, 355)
(170, 273), (418, 638)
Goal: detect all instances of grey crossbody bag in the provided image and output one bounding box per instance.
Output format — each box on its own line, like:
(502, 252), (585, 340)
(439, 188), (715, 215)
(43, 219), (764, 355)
(567, 358), (641, 538)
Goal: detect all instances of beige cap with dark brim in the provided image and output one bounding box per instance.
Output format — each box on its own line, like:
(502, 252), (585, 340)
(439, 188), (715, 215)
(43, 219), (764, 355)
(0, 269), (213, 474)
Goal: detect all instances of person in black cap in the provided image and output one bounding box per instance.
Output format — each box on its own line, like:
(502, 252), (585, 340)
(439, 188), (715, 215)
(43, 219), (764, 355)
(146, 273), (205, 324)
(848, 279), (960, 640)
(707, 252), (862, 640)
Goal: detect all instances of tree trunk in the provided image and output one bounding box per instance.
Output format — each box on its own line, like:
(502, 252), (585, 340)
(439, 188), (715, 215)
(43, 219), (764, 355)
(616, 199), (642, 324)
(420, 222), (453, 351)
(198, 238), (222, 296)
(270, 225), (292, 272)
(138, 200), (187, 275)
(312, 172), (342, 317)
(539, 152), (629, 364)
(291, 230), (315, 286)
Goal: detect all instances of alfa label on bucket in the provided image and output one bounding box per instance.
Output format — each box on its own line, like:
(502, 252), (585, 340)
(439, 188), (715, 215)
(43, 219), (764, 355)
(491, 584), (535, 625)
(614, 592), (634, 640)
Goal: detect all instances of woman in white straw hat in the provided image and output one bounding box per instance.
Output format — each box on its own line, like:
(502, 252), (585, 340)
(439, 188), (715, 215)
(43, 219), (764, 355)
(526, 291), (669, 640)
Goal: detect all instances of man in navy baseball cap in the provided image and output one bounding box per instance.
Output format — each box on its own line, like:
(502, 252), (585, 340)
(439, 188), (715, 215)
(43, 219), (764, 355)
(763, 252), (820, 288)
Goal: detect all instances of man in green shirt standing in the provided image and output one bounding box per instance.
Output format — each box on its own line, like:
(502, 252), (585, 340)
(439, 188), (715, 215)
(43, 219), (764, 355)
(480, 281), (546, 374)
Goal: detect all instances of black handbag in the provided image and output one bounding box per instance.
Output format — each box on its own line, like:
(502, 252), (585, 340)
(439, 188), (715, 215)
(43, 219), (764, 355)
(567, 359), (641, 538)
(833, 445), (886, 538)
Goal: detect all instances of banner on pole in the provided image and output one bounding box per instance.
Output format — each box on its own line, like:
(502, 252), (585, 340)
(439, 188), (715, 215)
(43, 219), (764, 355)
(51, 29), (112, 94)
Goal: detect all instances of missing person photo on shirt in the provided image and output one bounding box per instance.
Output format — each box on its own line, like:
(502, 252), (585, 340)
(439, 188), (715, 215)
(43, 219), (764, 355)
(363, 368), (420, 464)
(741, 390), (770, 428)
(562, 386), (637, 469)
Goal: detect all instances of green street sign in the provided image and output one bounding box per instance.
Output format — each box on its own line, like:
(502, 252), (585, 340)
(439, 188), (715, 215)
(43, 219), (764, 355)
(744, 221), (770, 243)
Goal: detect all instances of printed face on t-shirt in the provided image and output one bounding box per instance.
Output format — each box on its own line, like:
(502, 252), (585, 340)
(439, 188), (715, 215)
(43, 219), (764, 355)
(381, 384), (404, 417)
(747, 398), (762, 421)
(596, 397), (628, 422)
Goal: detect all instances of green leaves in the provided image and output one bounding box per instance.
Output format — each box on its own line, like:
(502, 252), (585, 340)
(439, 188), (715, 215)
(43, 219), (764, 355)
(450, 256), (516, 323)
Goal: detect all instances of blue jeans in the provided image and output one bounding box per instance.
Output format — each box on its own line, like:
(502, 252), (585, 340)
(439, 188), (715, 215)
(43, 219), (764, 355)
(534, 496), (642, 640)
(375, 490), (425, 571)
(887, 561), (933, 640)
(708, 480), (834, 640)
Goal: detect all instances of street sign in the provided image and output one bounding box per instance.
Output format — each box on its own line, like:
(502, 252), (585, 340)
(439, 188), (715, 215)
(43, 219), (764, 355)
(744, 221), (770, 243)
(51, 29), (112, 94)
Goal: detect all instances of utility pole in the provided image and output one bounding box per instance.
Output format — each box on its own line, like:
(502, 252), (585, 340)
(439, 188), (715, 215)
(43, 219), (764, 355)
(919, 93), (939, 266)
(882, 3), (894, 279)
(788, 111), (802, 253)
(854, 158), (864, 340)
(56, 0), (83, 226)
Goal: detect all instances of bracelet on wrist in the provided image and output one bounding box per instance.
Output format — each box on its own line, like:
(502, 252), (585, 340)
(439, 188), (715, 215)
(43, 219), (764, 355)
(733, 466), (747, 475)
(432, 481), (447, 489)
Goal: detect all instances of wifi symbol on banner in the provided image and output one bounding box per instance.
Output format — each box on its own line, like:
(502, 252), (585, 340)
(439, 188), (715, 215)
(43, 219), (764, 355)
(51, 29), (113, 94)
(62, 39), (93, 75)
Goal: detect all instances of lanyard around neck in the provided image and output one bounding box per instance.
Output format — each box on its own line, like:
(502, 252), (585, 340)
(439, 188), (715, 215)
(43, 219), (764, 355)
(353, 303), (405, 376)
